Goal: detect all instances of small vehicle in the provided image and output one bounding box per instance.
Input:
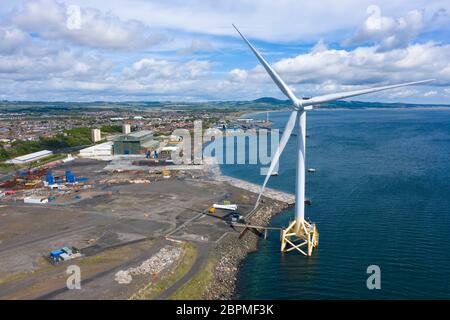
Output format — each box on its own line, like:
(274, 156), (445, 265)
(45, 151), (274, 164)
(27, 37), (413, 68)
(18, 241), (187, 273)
(48, 246), (81, 264)
(230, 213), (244, 223)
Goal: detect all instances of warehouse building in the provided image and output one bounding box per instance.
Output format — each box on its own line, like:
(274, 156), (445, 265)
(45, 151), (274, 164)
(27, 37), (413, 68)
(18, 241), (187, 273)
(113, 130), (158, 155)
(6, 150), (53, 164)
(78, 141), (113, 159)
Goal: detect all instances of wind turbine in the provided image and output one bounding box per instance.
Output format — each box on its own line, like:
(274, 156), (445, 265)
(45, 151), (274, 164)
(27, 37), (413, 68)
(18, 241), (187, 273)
(233, 24), (434, 256)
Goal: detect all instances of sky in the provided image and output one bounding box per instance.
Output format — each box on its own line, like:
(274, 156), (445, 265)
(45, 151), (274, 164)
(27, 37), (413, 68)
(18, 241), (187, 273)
(0, 0), (449, 103)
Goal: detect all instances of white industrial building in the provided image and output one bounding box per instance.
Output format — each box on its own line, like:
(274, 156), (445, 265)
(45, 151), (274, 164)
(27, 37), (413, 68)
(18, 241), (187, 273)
(24, 196), (49, 204)
(122, 123), (131, 134)
(78, 141), (113, 160)
(6, 150), (53, 164)
(91, 129), (102, 142)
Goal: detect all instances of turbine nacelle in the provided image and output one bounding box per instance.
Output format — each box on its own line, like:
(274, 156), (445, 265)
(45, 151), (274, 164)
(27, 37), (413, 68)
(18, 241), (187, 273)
(293, 98), (302, 110)
(292, 99), (313, 111)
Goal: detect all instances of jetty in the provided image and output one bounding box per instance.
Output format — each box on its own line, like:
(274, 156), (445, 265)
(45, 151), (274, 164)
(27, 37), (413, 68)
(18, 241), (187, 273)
(204, 157), (295, 205)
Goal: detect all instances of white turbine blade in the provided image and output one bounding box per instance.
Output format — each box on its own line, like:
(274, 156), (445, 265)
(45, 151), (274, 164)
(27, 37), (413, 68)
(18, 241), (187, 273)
(233, 24), (299, 106)
(255, 110), (298, 209)
(302, 79), (435, 107)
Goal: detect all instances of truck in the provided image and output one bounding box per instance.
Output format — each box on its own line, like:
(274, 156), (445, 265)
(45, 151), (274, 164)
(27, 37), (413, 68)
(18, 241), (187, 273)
(48, 246), (81, 264)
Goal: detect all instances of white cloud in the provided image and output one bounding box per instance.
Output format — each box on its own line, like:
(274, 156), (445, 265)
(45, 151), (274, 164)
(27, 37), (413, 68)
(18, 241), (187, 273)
(0, 45), (113, 81)
(177, 39), (214, 55)
(0, 0), (449, 102)
(2, 37), (448, 101)
(65, 0), (450, 43)
(344, 6), (424, 51)
(122, 58), (210, 80)
(0, 27), (28, 54)
(228, 68), (248, 82)
(234, 41), (450, 89)
(424, 90), (437, 96)
(0, 57), (214, 100)
(384, 88), (419, 98)
(11, 0), (165, 50)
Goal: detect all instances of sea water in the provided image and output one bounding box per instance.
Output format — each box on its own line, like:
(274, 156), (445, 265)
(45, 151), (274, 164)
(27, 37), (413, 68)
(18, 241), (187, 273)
(219, 108), (450, 299)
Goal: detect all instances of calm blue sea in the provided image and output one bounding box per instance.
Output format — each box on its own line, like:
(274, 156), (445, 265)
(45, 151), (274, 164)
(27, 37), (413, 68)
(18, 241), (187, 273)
(219, 108), (450, 299)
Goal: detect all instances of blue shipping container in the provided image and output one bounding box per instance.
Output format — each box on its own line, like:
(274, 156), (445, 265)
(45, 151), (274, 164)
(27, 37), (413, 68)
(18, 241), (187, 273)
(47, 172), (54, 185)
(65, 170), (76, 183)
(50, 249), (64, 257)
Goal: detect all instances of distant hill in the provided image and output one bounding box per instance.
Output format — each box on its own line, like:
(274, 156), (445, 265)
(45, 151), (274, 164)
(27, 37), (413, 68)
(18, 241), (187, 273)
(251, 97), (450, 109)
(253, 97), (289, 105)
(1, 98), (449, 114)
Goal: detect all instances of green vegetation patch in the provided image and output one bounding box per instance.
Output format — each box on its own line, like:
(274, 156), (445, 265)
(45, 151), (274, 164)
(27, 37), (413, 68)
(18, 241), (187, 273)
(169, 252), (216, 300)
(100, 124), (122, 133)
(0, 162), (17, 172)
(0, 127), (93, 162)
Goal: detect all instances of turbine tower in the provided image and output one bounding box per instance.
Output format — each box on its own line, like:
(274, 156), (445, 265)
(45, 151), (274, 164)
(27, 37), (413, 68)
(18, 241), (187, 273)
(233, 24), (434, 256)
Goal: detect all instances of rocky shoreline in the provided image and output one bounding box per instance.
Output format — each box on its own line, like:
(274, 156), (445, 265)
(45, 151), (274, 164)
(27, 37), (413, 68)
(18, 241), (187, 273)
(203, 198), (290, 300)
(199, 139), (293, 299)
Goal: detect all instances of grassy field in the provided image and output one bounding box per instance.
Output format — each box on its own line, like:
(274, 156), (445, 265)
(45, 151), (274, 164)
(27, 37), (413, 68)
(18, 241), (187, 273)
(0, 162), (17, 172)
(169, 252), (217, 300)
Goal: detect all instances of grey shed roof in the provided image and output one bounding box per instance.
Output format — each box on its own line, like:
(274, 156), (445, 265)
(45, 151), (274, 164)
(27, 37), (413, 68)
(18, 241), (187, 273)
(113, 130), (153, 142)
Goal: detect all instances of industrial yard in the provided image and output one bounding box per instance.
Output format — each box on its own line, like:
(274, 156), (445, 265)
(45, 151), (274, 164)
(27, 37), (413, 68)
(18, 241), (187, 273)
(0, 156), (291, 299)
(0, 100), (291, 300)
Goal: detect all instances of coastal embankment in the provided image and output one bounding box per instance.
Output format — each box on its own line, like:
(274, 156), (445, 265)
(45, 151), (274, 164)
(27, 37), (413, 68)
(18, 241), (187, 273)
(201, 157), (292, 299)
